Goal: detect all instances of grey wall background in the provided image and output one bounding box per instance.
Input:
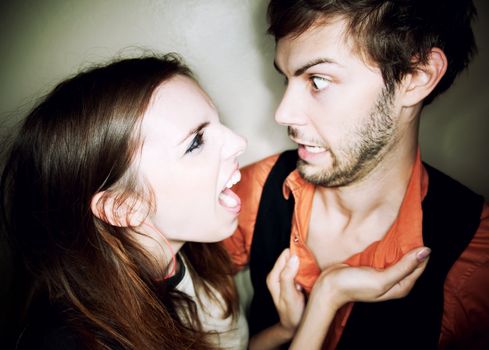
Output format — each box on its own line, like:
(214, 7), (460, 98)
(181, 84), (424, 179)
(0, 0), (488, 333)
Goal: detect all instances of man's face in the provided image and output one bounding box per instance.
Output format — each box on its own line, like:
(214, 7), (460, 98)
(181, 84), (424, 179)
(274, 17), (402, 187)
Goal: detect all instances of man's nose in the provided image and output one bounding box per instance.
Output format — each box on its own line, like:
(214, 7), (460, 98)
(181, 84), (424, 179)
(274, 86), (308, 127)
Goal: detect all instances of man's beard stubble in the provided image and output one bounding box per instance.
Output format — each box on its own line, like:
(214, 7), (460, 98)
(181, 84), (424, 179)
(295, 87), (398, 188)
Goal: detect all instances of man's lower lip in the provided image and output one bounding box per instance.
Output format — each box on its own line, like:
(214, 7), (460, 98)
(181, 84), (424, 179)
(297, 144), (327, 161)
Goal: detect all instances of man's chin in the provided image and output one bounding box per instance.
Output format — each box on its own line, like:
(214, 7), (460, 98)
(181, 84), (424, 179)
(297, 160), (354, 188)
(297, 161), (331, 186)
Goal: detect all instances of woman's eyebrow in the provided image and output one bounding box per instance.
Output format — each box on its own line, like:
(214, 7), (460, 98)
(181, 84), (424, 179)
(178, 121), (209, 145)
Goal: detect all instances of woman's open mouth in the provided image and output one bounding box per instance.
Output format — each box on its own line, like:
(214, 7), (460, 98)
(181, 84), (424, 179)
(218, 169), (241, 213)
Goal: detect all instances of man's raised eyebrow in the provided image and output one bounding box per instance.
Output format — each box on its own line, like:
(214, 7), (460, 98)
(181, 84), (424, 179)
(178, 121), (209, 145)
(294, 58), (341, 76)
(274, 58), (341, 77)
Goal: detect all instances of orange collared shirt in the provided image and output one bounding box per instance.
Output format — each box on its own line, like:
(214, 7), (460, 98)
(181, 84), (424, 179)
(223, 151), (489, 349)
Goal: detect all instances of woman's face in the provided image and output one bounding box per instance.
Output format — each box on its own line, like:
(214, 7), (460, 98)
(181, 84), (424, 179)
(136, 75), (246, 253)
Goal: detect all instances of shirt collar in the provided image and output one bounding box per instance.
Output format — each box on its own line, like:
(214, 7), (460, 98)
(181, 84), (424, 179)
(282, 148), (428, 269)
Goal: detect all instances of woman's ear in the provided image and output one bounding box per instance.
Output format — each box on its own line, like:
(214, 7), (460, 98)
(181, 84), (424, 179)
(90, 191), (147, 227)
(399, 47), (447, 107)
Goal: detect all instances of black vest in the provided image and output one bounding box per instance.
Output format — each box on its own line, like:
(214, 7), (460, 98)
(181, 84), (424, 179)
(248, 150), (484, 349)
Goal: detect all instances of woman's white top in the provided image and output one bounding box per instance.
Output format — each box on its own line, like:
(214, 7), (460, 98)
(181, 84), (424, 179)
(175, 256), (249, 350)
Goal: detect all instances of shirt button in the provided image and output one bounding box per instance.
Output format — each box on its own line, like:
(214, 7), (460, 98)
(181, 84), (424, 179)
(293, 235), (299, 243)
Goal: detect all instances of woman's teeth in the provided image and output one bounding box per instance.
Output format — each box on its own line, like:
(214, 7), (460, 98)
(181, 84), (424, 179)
(304, 145), (326, 153)
(219, 170), (242, 210)
(225, 171), (241, 189)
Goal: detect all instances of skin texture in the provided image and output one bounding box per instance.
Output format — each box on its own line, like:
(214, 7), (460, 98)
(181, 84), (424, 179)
(274, 18), (405, 188)
(135, 76), (247, 256)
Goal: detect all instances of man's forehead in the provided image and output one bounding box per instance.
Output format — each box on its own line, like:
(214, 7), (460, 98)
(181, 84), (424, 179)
(274, 17), (356, 72)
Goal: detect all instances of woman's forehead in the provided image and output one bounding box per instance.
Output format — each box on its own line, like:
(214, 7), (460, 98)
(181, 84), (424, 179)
(140, 75), (216, 146)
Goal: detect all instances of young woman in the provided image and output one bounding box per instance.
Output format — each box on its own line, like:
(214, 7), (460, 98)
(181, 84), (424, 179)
(1, 54), (247, 350)
(1, 53), (428, 350)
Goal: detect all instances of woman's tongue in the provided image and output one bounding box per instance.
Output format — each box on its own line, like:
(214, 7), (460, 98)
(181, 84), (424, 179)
(219, 187), (241, 211)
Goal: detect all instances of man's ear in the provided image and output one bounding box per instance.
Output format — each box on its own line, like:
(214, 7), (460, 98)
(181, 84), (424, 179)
(399, 48), (447, 107)
(90, 191), (147, 227)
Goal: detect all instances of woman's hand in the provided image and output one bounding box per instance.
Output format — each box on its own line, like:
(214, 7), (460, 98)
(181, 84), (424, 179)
(311, 246), (431, 309)
(266, 248), (305, 337)
(288, 246), (431, 350)
(249, 249), (304, 350)
(260, 246), (430, 350)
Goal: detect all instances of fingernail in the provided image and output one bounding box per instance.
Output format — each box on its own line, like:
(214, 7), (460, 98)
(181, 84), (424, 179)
(416, 247), (431, 261)
(289, 255), (299, 267)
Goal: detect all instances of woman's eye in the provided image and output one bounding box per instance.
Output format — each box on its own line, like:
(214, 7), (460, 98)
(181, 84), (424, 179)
(311, 76), (330, 91)
(185, 131), (204, 154)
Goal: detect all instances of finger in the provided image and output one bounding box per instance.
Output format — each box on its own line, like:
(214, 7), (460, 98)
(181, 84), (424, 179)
(266, 249), (291, 302)
(375, 247), (431, 292)
(279, 254), (301, 303)
(376, 255), (429, 301)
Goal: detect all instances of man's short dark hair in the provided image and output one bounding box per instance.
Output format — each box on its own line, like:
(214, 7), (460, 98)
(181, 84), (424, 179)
(267, 0), (477, 105)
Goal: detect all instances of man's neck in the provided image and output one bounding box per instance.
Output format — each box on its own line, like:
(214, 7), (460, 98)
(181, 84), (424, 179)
(314, 143), (418, 242)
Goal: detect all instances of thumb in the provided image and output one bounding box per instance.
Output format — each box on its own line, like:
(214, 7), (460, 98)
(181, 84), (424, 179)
(279, 255), (301, 300)
(267, 249), (291, 302)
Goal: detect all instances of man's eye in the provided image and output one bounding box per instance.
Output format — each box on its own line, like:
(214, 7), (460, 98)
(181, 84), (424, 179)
(185, 131), (204, 154)
(311, 76), (330, 91)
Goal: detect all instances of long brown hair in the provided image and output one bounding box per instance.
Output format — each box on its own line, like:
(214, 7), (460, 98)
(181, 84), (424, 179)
(1, 54), (238, 349)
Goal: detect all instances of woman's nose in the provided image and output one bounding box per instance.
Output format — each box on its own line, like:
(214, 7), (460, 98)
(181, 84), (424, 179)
(222, 126), (247, 160)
